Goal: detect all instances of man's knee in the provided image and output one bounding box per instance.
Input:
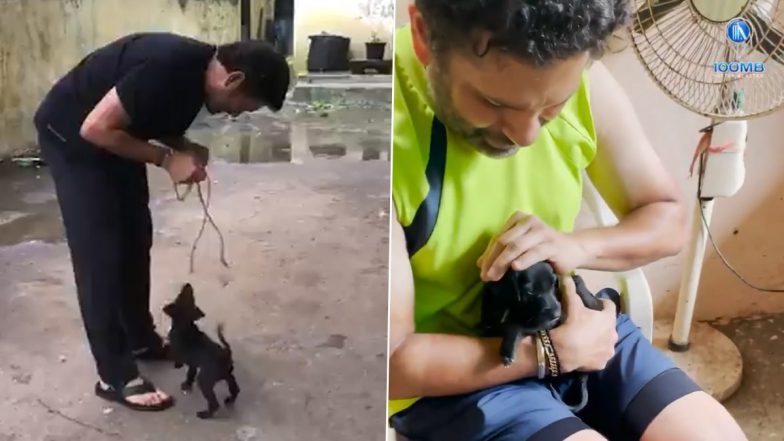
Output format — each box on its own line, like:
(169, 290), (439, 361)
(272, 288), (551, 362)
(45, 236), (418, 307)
(564, 430), (608, 441)
(642, 391), (746, 441)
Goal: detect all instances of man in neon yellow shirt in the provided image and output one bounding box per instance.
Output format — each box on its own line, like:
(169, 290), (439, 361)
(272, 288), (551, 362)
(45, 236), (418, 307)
(388, 1), (747, 440)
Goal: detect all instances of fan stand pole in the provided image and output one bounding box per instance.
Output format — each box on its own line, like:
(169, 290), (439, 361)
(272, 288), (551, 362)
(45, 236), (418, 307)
(657, 195), (743, 402)
(670, 198), (715, 349)
(654, 120), (746, 402)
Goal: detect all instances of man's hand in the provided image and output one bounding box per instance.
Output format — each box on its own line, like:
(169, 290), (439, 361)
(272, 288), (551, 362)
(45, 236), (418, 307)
(549, 276), (618, 373)
(182, 139), (210, 167)
(477, 211), (591, 281)
(158, 137), (210, 167)
(163, 151), (206, 184)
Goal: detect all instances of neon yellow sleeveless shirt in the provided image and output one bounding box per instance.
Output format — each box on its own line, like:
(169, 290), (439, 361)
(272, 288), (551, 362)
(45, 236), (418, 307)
(390, 25), (598, 416)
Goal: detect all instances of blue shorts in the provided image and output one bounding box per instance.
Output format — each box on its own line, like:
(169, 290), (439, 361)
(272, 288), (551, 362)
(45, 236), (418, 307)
(389, 314), (701, 441)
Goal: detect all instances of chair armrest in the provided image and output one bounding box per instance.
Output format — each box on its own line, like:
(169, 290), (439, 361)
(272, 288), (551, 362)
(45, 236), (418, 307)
(390, 427), (410, 440)
(582, 175), (654, 341)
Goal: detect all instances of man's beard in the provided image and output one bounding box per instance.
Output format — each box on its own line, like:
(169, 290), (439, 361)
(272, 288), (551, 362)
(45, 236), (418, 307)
(425, 62), (520, 159)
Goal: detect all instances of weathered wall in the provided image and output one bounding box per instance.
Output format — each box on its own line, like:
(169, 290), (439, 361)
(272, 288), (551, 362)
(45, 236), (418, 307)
(0, 0), (240, 158)
(293, 0), (394, 75)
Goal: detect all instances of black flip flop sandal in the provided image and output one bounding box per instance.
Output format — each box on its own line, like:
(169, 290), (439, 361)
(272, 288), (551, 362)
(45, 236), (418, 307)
(94, 378), (175, 412)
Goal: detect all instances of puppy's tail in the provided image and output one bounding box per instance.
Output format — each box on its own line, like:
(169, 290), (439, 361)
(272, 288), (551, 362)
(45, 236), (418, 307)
(217, 323), (232, 357)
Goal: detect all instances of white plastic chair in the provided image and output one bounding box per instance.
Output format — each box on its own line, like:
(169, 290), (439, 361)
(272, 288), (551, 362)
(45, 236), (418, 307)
(580, 173), (654, 341)
(388, 175), (655, 440)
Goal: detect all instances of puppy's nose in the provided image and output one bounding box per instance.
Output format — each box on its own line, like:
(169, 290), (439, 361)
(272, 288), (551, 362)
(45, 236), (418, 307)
(544, 304), (562, 319)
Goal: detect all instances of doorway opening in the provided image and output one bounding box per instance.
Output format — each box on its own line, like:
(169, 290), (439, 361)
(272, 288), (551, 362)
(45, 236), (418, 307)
(241, 0), (294, 57)
(271, 0), (294, 56)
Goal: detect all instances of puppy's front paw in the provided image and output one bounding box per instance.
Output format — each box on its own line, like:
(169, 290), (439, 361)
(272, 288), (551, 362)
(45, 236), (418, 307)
(224, 396), (237, 406)
(502, 356), (514, 367)
(174, 361), (183, 369)
(181, 382), (193, 392)
(196, 410), (213, 419)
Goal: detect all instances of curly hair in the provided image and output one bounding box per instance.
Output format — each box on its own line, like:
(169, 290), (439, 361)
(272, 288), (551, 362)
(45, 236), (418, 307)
(414, 0), (632, 65)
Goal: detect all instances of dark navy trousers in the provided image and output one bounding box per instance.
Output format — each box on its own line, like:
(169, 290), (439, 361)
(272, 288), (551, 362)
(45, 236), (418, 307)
(38, 127), (158, 388)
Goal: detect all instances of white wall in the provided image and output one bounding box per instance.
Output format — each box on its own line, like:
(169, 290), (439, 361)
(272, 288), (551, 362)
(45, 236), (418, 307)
(601, 48), (784, 321)
(293, 0), (395, 74)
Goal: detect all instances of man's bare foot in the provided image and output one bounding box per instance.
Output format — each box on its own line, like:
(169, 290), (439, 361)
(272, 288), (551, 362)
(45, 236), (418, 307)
(97, 378), (173, 410)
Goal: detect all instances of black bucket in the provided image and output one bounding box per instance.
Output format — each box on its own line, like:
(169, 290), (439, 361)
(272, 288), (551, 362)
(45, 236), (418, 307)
(307, 34), (350, 72)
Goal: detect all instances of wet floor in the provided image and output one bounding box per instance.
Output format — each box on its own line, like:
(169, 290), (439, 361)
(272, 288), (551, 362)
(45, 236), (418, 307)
(0, 161), (63, 246)
(187, 98), (391, 165)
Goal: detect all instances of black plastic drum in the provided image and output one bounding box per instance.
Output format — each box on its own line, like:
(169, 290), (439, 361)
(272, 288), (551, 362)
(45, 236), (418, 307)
(307, 34), (350, 72)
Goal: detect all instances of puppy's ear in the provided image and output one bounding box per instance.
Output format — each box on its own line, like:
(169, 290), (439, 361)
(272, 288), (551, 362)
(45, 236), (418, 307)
(185, 305), (206, 322)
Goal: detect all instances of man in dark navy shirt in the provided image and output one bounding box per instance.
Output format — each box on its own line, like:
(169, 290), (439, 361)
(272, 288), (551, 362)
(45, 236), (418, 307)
(34, 32), (290, 411)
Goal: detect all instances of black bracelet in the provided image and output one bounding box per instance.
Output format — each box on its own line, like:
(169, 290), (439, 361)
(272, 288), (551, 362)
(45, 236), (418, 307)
(155, 147), (172, 168)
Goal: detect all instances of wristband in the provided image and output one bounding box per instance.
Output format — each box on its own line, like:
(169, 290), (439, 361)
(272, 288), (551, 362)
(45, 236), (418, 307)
(155, 147), (173, 168)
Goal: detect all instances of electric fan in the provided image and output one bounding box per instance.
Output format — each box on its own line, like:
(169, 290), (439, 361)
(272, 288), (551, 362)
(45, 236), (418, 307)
(628, 0), (784, 400)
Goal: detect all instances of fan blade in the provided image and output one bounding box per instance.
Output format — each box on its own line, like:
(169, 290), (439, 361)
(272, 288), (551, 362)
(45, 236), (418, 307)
(633, 0), (686, 33)
(746, 9), (784, 65)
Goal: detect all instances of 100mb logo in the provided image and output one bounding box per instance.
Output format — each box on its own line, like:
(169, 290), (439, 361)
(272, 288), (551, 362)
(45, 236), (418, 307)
(713, 61), (765, 73)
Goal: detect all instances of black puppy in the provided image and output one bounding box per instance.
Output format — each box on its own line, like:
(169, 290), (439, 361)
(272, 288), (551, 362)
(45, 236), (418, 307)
(479, 261), (621, 367)
(163, 283), (240, 419)
(480, 262), (621, 412)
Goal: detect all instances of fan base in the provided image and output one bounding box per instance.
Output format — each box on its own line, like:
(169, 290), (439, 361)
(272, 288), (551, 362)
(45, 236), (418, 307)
(653, 320), (743, 402)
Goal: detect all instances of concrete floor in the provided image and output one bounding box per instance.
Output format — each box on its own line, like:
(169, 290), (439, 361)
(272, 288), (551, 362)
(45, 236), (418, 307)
(0, 101), (391, 440)
(715, 314), (784, 441)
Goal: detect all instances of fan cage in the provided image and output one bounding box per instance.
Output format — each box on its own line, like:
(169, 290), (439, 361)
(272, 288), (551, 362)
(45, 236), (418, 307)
(628, 0), (784, 120)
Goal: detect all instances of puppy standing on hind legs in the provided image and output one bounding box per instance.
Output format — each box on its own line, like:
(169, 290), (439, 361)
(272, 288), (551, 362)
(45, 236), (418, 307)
(163, 283), (241, 419)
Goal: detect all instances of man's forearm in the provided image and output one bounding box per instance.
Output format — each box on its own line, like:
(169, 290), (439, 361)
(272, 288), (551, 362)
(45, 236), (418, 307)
(388, 333), (537, 399)
(573, 200), (687, 272)
(158, 136), (209, 165)
(157, 136), (188, 151)
(82, 127), (165, 165)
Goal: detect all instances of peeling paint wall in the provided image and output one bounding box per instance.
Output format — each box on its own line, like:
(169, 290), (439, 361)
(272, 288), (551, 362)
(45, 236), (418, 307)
(293, 0), (394, 75)
(0, 0), (240, 157)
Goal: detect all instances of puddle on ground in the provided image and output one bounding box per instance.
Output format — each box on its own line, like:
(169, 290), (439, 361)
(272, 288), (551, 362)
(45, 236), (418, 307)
(0, 162), (63, 246)
(186, 106), (391, 164)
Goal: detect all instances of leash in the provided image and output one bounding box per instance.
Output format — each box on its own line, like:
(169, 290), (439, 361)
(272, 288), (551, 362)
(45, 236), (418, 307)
(549, 375), (590, 414)
(174, 171), (229, 273)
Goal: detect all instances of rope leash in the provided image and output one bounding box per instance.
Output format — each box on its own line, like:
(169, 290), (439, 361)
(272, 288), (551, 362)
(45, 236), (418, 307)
(174, 172), (229, 273)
